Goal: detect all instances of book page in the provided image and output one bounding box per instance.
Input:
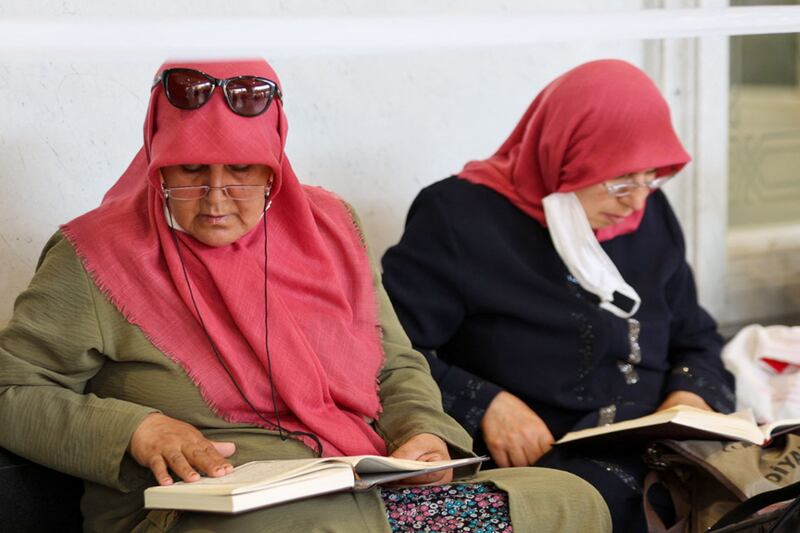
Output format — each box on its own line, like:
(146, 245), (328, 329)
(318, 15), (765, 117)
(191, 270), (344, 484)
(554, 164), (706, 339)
(557, 405), (768, 446)
(147, 459), (346, 496)
(353, 458), (485, 490)
(761, 418), (800, 439)
(348, 455), (483, 474)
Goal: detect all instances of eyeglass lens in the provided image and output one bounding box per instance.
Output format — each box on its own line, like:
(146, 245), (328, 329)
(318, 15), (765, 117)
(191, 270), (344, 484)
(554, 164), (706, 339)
(610, 177), (669, 196)
(167, 185), (266, 200)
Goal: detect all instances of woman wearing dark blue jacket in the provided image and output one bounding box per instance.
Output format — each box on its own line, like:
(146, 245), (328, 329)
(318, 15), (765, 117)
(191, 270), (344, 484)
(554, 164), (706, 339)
(381, 60), (735, 532)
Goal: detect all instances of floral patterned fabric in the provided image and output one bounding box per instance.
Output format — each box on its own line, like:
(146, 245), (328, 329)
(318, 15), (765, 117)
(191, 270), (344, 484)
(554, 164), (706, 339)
(380, 483), (513, 532)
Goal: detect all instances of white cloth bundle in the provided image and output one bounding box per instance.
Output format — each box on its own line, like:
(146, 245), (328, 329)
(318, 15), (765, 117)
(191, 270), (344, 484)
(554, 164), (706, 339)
(722, 324), (800, 424)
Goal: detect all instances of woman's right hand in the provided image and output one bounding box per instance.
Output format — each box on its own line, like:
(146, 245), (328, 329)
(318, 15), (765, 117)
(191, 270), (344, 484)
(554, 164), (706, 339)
(129, 413), (236, 485)
(480, 391), (554, 467)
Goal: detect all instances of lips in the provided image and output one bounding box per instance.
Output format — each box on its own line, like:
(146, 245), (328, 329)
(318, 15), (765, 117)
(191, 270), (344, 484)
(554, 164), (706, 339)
(200, 214), (230, 225)
(602, 213), (629, 225)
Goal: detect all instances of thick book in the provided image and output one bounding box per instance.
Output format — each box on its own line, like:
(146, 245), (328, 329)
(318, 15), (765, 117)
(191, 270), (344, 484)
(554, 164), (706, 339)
(144, 455), (486, 514)
(555, 406), (800, 448)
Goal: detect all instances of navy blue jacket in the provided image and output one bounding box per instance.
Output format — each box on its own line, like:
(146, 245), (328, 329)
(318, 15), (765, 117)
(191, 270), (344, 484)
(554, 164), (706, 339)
(382, 177), (735, 443)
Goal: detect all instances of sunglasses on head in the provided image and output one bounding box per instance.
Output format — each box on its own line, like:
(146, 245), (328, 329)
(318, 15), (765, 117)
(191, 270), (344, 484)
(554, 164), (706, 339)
(151, 68), (283, 117)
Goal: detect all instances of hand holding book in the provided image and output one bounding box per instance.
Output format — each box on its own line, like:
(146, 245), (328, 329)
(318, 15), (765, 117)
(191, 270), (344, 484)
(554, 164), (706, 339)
(129, 413), (236, 486)
(656, 390), (712, 413)
(481, 390), (554, 468)
(389, 432), (454, 485)
(555, 405), (800, 448)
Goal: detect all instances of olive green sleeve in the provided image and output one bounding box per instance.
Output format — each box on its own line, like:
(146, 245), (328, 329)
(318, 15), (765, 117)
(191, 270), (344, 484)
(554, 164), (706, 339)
(344, 204), (477, 474)
(0, 232), (156, 491)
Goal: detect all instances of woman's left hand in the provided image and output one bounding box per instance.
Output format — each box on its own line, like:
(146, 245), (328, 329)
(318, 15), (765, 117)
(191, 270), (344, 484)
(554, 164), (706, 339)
(657, 390), (712, 412)
(389, 433), (454, 485)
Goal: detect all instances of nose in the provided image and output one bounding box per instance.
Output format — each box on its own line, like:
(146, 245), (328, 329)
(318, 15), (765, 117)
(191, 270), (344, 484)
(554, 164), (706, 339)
(623, 187), (649, 211)
(205, 165), (231, 202)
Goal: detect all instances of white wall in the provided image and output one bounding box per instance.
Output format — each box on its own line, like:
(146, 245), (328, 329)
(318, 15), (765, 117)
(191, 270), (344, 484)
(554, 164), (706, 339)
(0, 1), (645, 324)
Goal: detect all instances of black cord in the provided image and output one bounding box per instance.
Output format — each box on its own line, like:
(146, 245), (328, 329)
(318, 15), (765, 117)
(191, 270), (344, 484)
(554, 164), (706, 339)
(260, 199), (324, 456)
(260, 205), (285, 439)
(164, 192), (323, 457)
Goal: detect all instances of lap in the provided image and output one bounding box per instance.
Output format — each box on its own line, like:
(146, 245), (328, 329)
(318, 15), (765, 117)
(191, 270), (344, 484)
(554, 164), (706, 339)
(135, 491), (389, 533)
(133, 466), (611, 533)
(536, 446), (671, 533)
(471, 467), (612, 533)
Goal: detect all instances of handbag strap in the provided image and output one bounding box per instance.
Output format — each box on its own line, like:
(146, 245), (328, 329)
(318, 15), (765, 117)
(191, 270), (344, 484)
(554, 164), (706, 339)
(766, 496), (800, 533)
(644, 470), (690, 533)
(710, 479), (800, 531)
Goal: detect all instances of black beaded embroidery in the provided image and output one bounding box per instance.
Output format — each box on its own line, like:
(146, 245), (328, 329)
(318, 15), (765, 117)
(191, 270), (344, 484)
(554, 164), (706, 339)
(443, 378), (490, 435)
(591, 459), (642, 495)
(566, 275), (596, 404)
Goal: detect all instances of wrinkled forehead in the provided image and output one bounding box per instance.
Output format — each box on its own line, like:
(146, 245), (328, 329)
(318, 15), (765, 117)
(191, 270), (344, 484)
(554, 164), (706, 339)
(155, 59), (281, 86)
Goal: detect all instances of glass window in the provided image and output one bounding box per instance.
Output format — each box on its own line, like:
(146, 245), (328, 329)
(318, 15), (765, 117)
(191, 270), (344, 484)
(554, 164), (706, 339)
(729, 0), (800, 228)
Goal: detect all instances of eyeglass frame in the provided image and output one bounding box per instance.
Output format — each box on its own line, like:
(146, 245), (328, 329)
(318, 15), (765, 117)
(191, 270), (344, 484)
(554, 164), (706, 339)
(161, 183), (272, 201)
(603, 176), (671, 197)
(151, 67), (283, 117)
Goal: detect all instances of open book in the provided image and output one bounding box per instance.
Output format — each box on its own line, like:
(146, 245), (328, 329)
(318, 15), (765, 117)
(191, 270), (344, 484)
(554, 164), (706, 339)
(144, 455), (485, 514)
(555, 406), (800, 448)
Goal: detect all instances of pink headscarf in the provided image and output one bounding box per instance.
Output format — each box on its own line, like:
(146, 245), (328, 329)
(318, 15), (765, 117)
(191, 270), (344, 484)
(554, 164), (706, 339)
(459, 59), (691, 241)
(62, 59), (387, 456)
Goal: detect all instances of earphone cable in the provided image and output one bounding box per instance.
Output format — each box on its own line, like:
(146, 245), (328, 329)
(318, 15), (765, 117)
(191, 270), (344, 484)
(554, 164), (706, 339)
(164, 194), (322, 456)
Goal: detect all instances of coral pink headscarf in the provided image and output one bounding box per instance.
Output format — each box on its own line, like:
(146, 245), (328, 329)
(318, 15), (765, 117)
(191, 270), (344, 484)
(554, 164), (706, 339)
(459, 59), (691, 241)
(62, 59), (387, 457)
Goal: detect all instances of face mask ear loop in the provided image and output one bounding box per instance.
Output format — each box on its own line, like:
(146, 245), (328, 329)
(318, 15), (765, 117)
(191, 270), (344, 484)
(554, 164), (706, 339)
(160, 170), (181, 231)
(600, 299), (641, 319)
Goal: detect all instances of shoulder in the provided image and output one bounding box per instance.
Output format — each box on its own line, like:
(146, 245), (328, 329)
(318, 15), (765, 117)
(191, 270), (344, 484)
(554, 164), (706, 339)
(17, 230), (101, 317)
(300, 185), (371, 252)
(397, 177), (553, 264)
(301, 184), (349, 211)
(37, 230), (86, 274)
(414, 176), (512, 212)
(301, 184), (360, 225)
(408, 177), (528, 237)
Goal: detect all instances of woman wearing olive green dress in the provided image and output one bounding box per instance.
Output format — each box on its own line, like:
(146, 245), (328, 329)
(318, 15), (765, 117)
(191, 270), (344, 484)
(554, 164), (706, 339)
(0, 58), (610, 533)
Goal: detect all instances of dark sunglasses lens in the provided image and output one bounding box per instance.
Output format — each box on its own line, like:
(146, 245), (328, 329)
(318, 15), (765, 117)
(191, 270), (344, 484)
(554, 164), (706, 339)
(225, 77), (274, 116)
(165, 70), (214, 110)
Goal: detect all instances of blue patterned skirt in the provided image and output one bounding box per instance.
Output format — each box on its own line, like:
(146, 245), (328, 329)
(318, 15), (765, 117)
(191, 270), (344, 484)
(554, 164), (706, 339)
(380, 482), (513, 532)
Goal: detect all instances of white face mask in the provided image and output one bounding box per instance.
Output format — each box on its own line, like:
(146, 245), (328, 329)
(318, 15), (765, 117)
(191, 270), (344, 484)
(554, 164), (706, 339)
(159, 170), (189, 233)
(542, 191), (641, 319)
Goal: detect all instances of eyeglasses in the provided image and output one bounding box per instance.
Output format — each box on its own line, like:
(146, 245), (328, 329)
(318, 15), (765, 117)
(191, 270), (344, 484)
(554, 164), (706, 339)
(151, 68), (282, 117)
(604, 176), (671, 197)
(162, 184), (270, 201)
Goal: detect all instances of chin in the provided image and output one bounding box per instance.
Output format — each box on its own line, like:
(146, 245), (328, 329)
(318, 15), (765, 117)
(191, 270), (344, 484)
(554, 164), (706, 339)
(192, 231), (238, 248)
(590, 220), (612, 230)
